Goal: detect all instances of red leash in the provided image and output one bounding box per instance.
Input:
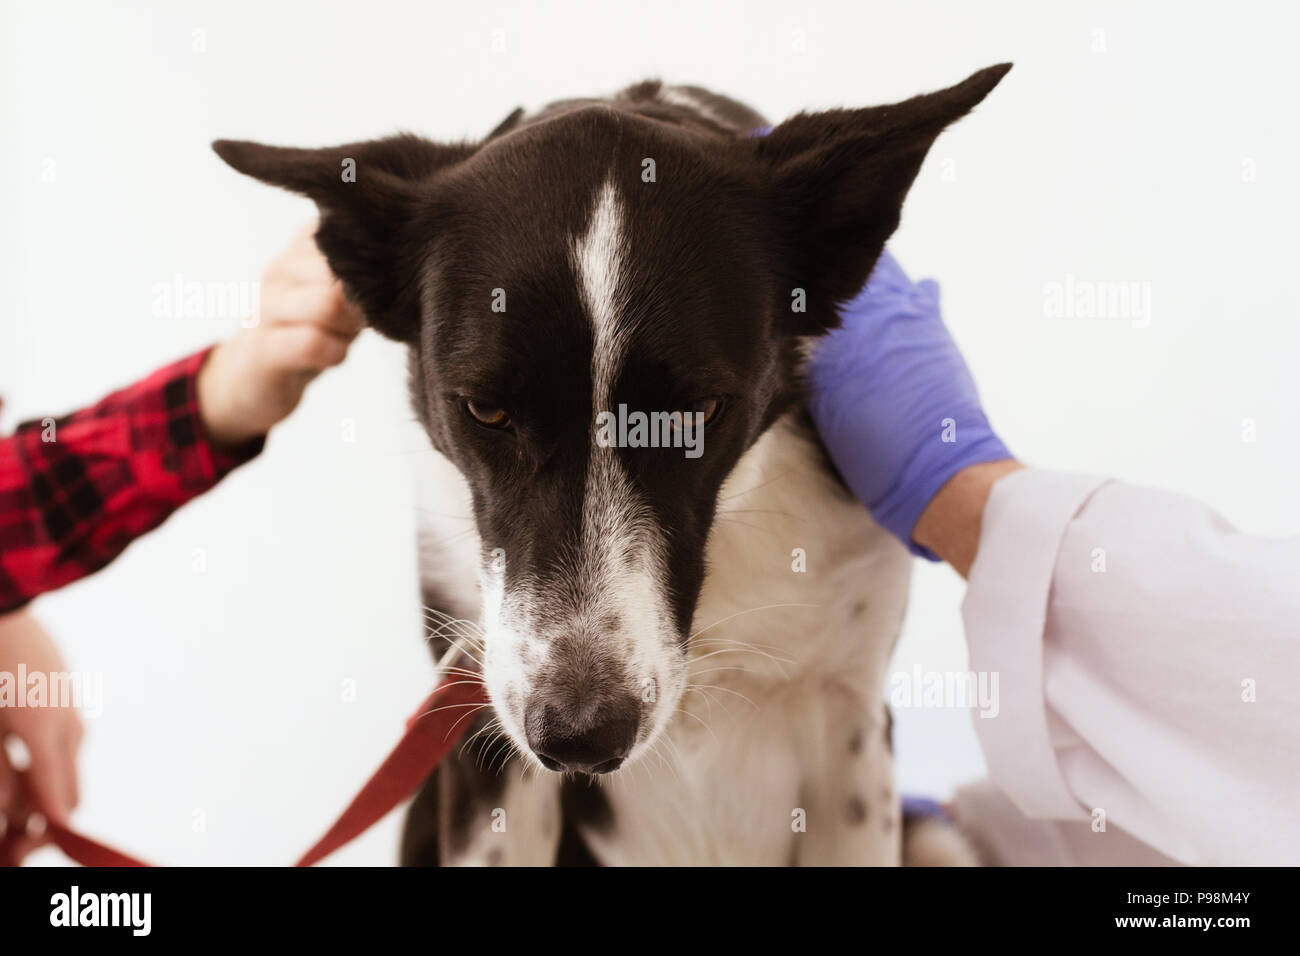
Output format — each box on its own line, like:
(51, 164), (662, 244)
(0, 676), (488, 867)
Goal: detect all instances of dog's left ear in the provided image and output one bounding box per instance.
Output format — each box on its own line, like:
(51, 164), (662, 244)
(756, 63), (1011, 332)
(213, 134), (474, 342)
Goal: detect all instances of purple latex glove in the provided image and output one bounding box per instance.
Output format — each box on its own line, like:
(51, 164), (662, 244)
(807, 250), (1012, 559)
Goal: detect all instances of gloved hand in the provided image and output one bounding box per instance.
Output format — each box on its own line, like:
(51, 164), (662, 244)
(806, 250), (1012, 559)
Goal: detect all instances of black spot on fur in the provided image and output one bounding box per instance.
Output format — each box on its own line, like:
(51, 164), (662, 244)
(884, 708), (894, 754)
(486, 847), (505, 866)
(847, 796), (868, 825)
(848, 728), (864, 755)
(851, 600), (867, 619)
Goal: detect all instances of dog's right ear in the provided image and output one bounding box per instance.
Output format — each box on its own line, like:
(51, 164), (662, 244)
(213, 135), (474, 342)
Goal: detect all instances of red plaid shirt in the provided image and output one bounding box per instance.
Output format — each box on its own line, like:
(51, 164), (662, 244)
(0, 347), (263, 613)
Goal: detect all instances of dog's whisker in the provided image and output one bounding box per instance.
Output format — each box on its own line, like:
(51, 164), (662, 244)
(423, 608), (487, 638)
(689, 681), (758, 711)
(690, 635), (788, 652)
(684, 683), (715, 716)
(434, 643), (486, 671)
(673, 704), (719, 745)
(658, 733), (687, 787)
(431, 679), (488, 692)
(427, 629), (484, 656)
(687, 641), (795, 673)
(460, 716), (500, 765)
(689, 664), (757, 677)
(431, 629), (487, 671)
(645, 733), (684, 788)
(687, 645), (795, 668)
(711, 516), (780, 537)
(466, 721), (509, 773)
(688, 602), (820, 642)
(424, 618), (483, 644)
(487, 729), (517, 776)
(417, 701), (490, 719)
(719, 467), (794, 503)
(715, 507), (801, 522)
(445, 702), (493, 738)
(434, 645), (484, 674)
(685, 682), (741, 718)
(423, 605), (485, 629)
(441, 649), (485, 672)
(439, 665), (485, 678)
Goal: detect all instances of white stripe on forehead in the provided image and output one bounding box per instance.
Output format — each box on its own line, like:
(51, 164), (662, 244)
(574, 178), (630, 409)
(573, 176), (637, 553)
(570, 178), (675, 675)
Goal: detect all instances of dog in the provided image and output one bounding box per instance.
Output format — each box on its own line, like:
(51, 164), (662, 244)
(214, 63), (1010, 865)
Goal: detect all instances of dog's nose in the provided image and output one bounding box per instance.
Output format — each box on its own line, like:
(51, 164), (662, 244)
(524, 698), (639, 774)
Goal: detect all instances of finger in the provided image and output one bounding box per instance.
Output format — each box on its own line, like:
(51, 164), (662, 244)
(24, 730), (75, 823)
(258, 285), (343, 327)
(273, 221), (332, 280)
(269, 324), (351, 374)
(60, 720), (81, 813)
(274, 245), (336, 286)
(0, 747), (44, 863)
(261, 282), (365, 335)
(325, 281), (366, 338)
(271, 281), (364, 337)
(12, 811), (49, 863)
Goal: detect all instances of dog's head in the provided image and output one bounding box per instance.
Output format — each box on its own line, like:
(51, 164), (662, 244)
(215, 65), (1008, 774)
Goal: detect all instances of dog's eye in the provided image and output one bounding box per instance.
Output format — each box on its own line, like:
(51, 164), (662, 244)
(692, 398), (721, 424)
(464, 399), (511, 429)
(673, 398), (721, 427)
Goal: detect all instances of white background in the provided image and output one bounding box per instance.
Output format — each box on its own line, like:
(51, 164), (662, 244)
(3, 0), (1297, 864)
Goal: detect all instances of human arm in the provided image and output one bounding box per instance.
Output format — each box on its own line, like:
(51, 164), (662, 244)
(0, 224), (362, 612)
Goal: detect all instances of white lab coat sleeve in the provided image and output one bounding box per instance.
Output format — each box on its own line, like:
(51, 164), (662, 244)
(962, 468), (1300, 865)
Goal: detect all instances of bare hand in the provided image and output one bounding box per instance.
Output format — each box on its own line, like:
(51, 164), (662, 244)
(0, 611), (84, 859)
(197, 222), (365, 448)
